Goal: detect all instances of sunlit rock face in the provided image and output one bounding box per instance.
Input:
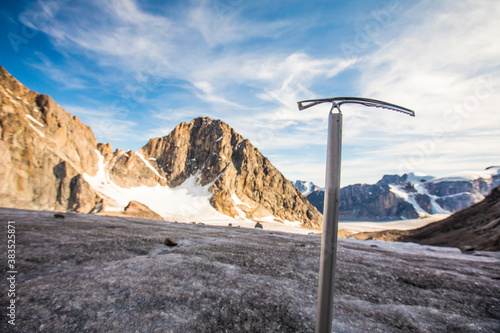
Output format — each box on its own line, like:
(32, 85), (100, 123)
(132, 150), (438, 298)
(0, 65), (100, 213)
(139, 117), (322, 229)
(0, 66), (321, 227)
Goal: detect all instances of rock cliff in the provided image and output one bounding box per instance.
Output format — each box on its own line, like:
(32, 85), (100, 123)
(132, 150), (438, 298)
(0, 66), (100, 213)
(338, 183), (418, 220)
(138, 117), (322, 228)
(0, 66), (321, 228)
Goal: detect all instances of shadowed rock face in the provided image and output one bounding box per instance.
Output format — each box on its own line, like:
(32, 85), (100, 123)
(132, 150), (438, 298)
(338, 183), (418, 221)
(0, 66), (100, 213)
(139, 117), (322, 228)
(353, 186), (500, 251)
(1, 208), (499, 332)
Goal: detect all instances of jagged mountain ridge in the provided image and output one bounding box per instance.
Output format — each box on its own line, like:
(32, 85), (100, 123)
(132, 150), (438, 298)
(0, 66), (321, 228)
(352, 185), (500, 251)
(137, 117), (322, 227)
(298, 169), (500, 221)
(93, 116), (322, 227)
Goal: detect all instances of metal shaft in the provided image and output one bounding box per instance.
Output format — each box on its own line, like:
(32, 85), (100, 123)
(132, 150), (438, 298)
(315, 111), (342, 333)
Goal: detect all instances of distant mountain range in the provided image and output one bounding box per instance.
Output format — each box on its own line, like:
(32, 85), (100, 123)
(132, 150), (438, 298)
(351, 184), (500, 251)
(295, 168), (500, 221)
(0, 66), (321, 229)
(3, 64), (497, 227)
(293, 180), (322, 196)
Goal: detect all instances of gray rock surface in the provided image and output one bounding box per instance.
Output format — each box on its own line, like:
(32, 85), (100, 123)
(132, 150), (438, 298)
(1, 208), (499, 332)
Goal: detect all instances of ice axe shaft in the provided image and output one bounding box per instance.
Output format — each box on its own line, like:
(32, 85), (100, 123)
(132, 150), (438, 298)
(315, 111), (342, 333)
(297, 97), (414, 333)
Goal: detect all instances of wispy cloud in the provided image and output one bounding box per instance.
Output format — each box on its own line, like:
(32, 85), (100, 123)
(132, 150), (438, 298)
(16, 0), (500, 186)
(64, 105), (138, 145)
(341, 0), (500, 181)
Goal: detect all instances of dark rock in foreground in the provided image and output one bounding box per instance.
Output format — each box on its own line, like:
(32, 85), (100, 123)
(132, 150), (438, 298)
(1, 208), (499, 332)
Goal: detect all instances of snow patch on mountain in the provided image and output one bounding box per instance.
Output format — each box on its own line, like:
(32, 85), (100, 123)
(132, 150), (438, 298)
(231, 193), (250, 208)
(84, 150), (232, 222)
(28, 123), (45, 138)
(26, 114), (45, 127)
(406, 172), (434, 185)
(389, 185), (429, 217)
(293, 180), (322, 196)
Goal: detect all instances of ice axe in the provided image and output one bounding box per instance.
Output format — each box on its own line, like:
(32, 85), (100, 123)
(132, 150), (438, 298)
(297, 97), (414, 333)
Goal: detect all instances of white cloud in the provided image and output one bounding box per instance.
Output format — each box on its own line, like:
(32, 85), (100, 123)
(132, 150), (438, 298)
(64, 105), (138, 145)
(344, 0), (500, 182)
(19, 0), (500, 186)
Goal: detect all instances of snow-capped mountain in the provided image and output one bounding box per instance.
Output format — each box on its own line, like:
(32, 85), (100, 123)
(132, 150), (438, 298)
(92, 117), (322, 227)
(297, 168), (500, 221)
(0, 66), (322, 228)
(293, 180), (322, 196)
(352, 184), (500, 251)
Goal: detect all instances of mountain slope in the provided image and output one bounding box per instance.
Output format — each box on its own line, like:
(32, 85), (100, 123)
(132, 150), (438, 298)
(353, 186), (500, 251)
(0, 66), (321, 228)
(137, 117), (322, 228)
(299, 169), (500, 221)
(0, 65), (100, 213)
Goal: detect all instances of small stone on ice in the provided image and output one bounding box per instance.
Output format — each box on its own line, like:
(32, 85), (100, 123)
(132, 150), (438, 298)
(164, 238), (178, 247)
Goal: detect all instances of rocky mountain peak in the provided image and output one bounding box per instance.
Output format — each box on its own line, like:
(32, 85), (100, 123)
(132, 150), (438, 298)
(1, 67), (321, 228)
(139, 116), (244, 187)
(294, 180), (321, 196)
(137, 116), (322, 228)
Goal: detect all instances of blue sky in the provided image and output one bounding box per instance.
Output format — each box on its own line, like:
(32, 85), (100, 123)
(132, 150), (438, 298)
(2, 0), (499, 186)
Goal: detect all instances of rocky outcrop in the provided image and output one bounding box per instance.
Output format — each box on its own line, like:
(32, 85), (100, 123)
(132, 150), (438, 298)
(123, 201), (163, 220)
(100, 200), (164, 221)
(68, 174), (100, 213)
(139, 117), (322, 228)
(414, 193), (432, 214)
(108, 150), (167, 188)
(0, 65), (100, 213)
